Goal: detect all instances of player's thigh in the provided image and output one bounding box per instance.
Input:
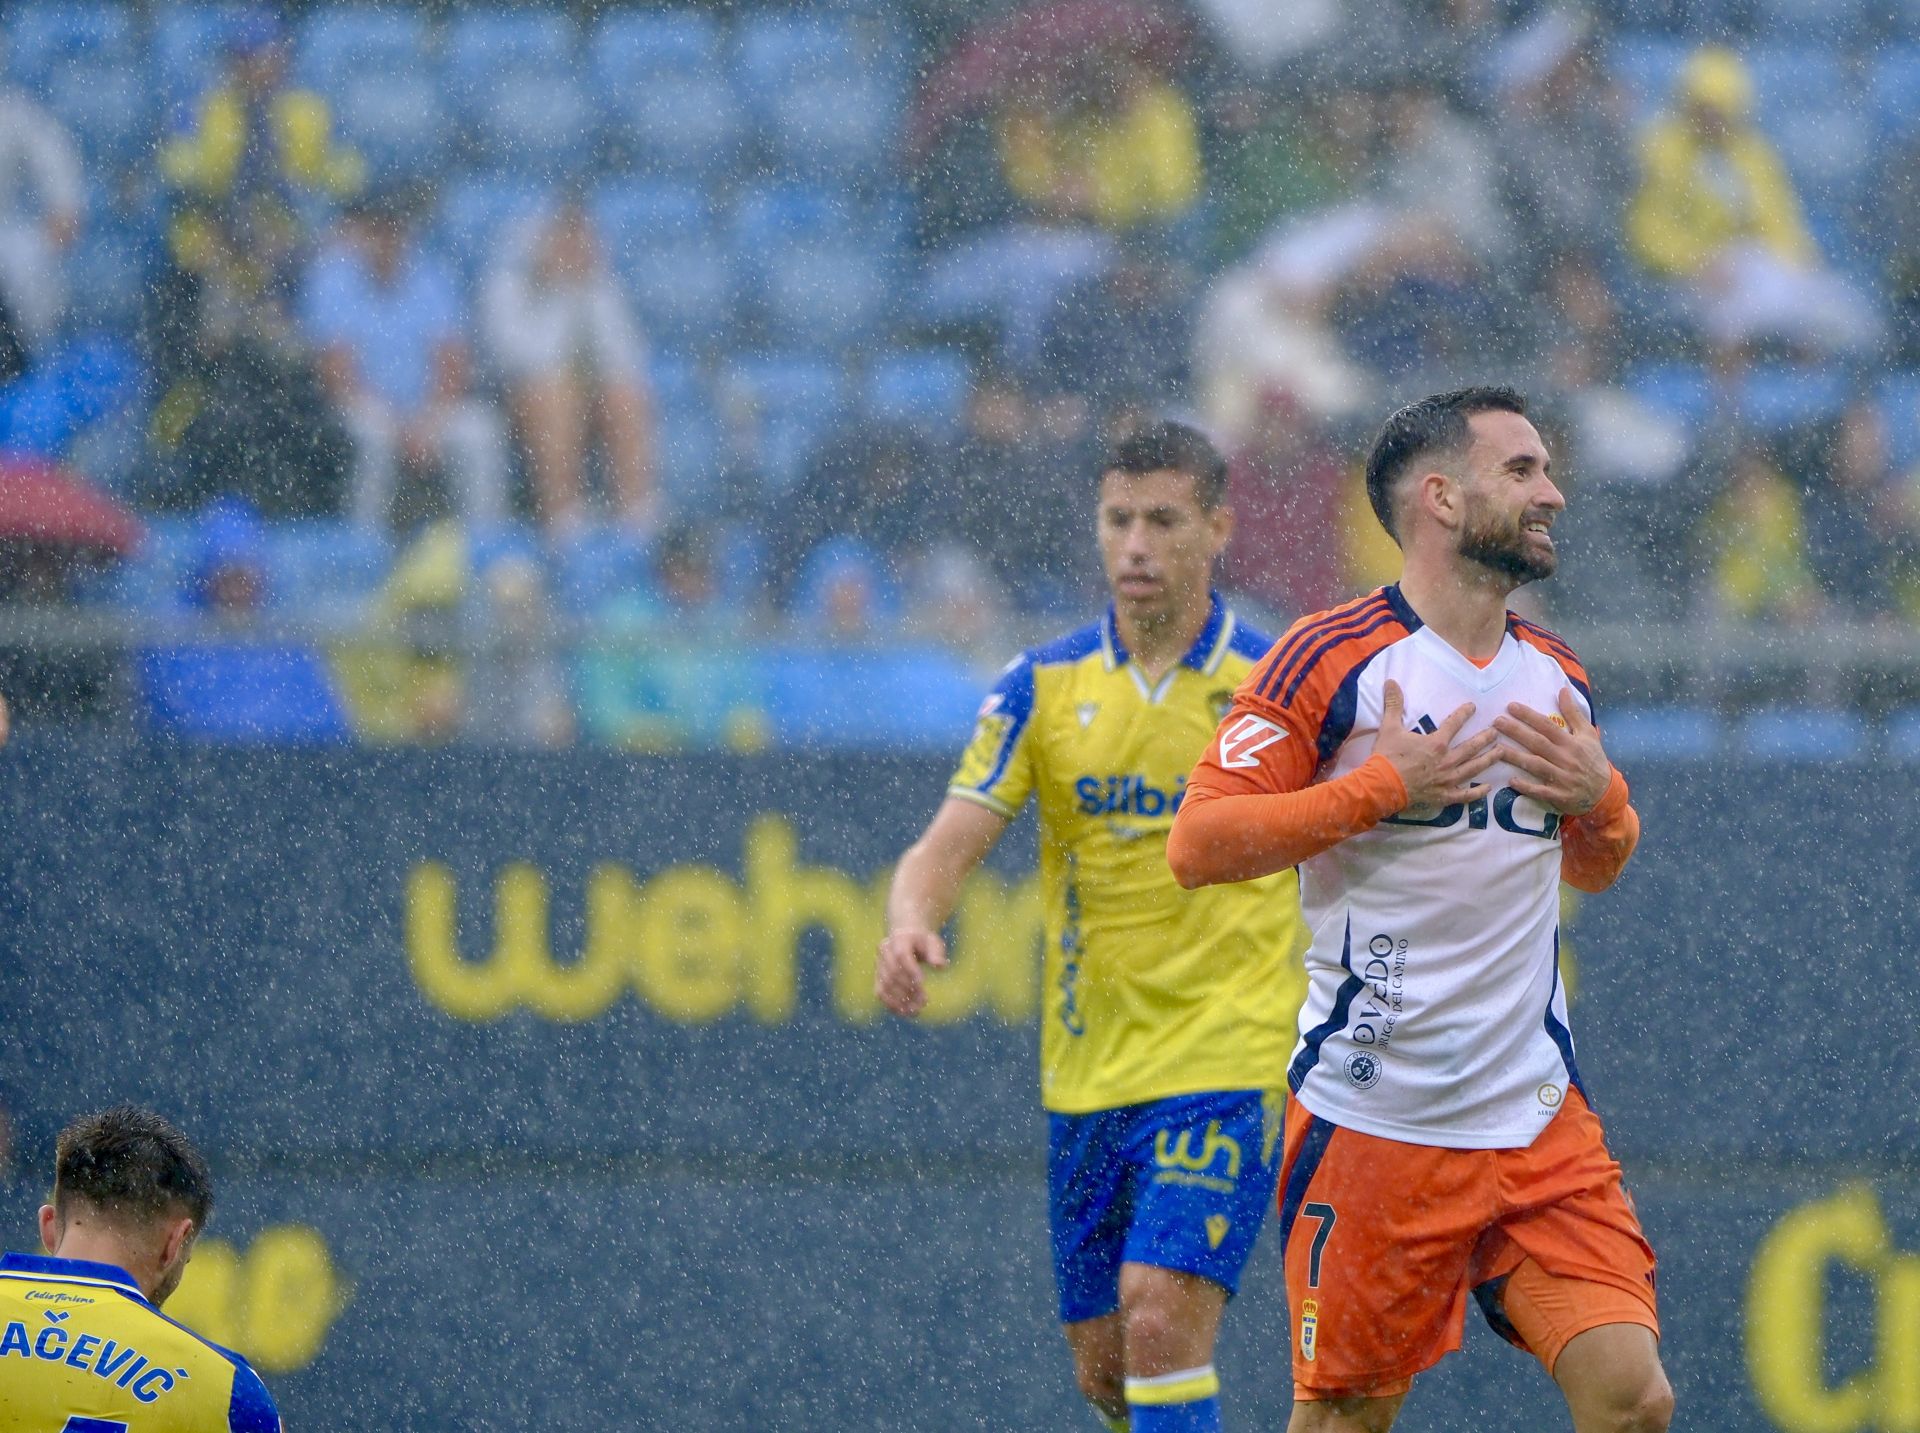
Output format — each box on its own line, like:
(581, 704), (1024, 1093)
(1049, 1108), (1136, 1323)
(1278, 1099), (1494, 1399)
(1121, 1090), (1282, 1302)
(1553, 1322), (1672, 1432)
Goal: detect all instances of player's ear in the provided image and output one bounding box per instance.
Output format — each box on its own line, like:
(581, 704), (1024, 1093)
(1207, 500), (1234, 554)
(1420, 469), (1460, 531)
(38, 1203), (58, 1255)
(158, 1215), (197, 1276)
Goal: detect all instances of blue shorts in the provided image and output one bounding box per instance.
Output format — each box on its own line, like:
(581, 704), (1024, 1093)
(1047, 1089), (1283, 1325)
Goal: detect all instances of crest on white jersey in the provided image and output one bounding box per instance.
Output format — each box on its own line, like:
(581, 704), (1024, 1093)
(1219, 714), (1287, 768)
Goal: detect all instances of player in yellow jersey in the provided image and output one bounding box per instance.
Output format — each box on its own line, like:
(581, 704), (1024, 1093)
(0, 1106), (281, 1431)
(877, 421), (1308, 1433)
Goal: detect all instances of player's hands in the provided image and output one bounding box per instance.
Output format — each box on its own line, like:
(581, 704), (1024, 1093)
(1372, 679), (1501, 812)
(875, 928), (950, 1018)
(1493, 686), (1612, 815)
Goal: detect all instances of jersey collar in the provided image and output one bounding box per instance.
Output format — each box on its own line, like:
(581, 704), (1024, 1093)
(1101, 590), (1234, 676)
(0, 1251), (146, 1300)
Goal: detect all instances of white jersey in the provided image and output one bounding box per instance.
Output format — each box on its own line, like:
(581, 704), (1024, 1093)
(1188, 585), (1611, 1149)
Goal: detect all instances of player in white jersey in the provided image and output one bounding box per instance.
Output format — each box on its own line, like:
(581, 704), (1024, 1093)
(1168, 388), (1670, 1433)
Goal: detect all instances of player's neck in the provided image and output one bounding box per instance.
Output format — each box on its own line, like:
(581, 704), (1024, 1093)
(46, 1227), (149, 1293)
(1117, 595), (1210, 684)
(1396, 558), (1513, 662)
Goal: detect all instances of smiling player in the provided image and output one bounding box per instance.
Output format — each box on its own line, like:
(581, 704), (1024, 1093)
(877, 421), (1307, 1432)
(1169, 387), (1670, 1433)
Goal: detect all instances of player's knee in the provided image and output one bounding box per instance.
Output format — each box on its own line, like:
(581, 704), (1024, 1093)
(1592, 1368), (1673, 1433)
(1073, 1358), (1124, 1415)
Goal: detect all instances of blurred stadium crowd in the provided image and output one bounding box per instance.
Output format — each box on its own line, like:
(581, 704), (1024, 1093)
(5, 0), (1920, 750)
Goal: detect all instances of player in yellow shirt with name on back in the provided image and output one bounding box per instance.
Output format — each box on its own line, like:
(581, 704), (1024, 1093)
(0, 1106), (281, 1432)
(877, 421), (1309, 1433)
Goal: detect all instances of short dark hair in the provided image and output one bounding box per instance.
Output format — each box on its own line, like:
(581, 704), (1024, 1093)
(1104, 419), (1229, 509)
(1364, 386), (1529, 541)
(54, 1106), (213, 1231)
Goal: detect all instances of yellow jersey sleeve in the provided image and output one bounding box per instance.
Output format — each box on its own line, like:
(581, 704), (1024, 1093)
(947, 653), (1038, 819)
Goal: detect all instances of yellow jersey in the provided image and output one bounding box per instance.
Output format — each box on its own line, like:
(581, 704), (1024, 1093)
(0, 1252), (280, 1431)
(949, 593), (1308, 1113)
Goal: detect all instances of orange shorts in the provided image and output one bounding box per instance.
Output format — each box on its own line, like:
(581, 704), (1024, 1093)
(1277, 1087), (1658, 1401)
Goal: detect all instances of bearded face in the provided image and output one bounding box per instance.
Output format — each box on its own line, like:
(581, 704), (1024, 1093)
(1457, 483), (1557, 585)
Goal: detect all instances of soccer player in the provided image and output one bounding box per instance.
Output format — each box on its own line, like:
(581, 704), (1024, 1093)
(876, 421), (1307, 1432)
(1167, 387), (1671, 1433)
(0, 1105), (281, 1431)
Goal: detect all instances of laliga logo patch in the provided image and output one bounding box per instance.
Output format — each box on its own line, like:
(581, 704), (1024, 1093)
(976, 692), (1004, 719)
(1219, 714), (1287, 769)
(1300, 1298), (1320, 1362)
(1343, 1051), (1382, 1090)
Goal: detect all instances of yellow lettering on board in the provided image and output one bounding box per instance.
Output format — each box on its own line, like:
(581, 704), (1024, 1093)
(1747, 1184), (1882, 1433)
(631, 866), (745, 1022)
(167, 1226), (348, 1375)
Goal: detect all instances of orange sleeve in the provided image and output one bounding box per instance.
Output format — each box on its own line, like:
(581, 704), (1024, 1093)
(1169, 594), (1412, 888)
(1560, 766), (1639, 893)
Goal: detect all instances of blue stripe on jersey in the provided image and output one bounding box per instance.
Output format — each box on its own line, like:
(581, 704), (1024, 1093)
(1544, 931), (1587, 1102)
(1227, 619), (1275, 663)
(228, 1356), (280, 1433)
(968, 653), (1039, 797)
(1030, 622), (1104, 668)
(1280, 609), (1401, 707)
(1258, 597), (1388, 703)
(1277, 1114), (1338, 1254)
(1179, 590), (1230, 670)
(1288, 916), (1362, 1094)
(1381, 582), (1424, 632)
(1316, 648), (1384, 763)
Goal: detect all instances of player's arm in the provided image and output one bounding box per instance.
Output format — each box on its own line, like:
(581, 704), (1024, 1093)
(876, 797), (1010, 1017)
(1168, 679), (1500, 888)
(1492, 686), (1640, 893)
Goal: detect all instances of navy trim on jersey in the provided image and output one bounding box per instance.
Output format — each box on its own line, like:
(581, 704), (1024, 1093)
(970, 653), (1040, 796)
(1317, 647), (1388, 763)
(1288, 916), (1362, 1094)
(1227, 618), (1275, 663)
(1544, 931), (1587, 1102)
(1381, 582), (1425, 632)
(1031, 622), (1105, 668)
(1277, 1114), (1338, 1254)
(1280, 609), (1402, 707)
(1101, 591), (1235, 674)
(229, 1357), (280, 1433)
(1509, 614), (1595, 718)
(1258, 595), (1390, 702)
(0, 1252), (142, 1297)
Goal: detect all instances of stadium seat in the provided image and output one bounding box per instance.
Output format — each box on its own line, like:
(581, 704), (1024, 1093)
(592, 12), (742, 174)
(594, 181), (737, 350)
(732, 186), (899, 348)
(5, 4), (145, 162)
(151, 5), (257, 121)
(1735, 708), (1870, 761)
(1625, 361), (1718, 426)
(550, 526), (651, 618)
(436, 177), (551, 280)
(1597, 706), (1721, 761)
(1872, 47), (1920, 138)
(734, 14), (902, 177)
(1751, 0), (1869, 42)
(717, 354), (848, 491)
(1877, 372), (1920, 469)
(265, 522), (393, 625)
(648, 355), (721, 511)
(1739, 365), (1851, 434)
(865, 350), (971, 439)
(138, 641), (351, 744)
(1885, 707), (1920, 760)
(444, 11), (590, 173)
(295, 9), (441, 178)
(765, 648), (982, 750)
(1607, 34), (1690, 122)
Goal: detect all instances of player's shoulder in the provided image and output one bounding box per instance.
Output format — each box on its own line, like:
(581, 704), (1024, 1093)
(144, 1306), (281, 1431)
(1243, 587), (1417, 714)
(1506, 612), (1591, 686)
(1027, 618), (1106, 671)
